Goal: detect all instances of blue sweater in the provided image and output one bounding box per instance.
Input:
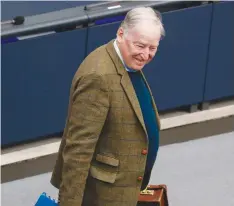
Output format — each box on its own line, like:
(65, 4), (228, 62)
(128, 71), (159, 189)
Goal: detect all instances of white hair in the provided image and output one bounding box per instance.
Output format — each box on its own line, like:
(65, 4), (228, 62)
(120, 7), (165, 37)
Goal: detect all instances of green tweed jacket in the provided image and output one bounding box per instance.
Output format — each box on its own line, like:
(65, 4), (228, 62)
(50, 39), (161, 206)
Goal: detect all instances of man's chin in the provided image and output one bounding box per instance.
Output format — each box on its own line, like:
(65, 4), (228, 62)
(131, 64), (145, 71)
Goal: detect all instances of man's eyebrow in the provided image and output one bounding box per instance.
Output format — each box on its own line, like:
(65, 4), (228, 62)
(134, 41), (146, 45)
(134, 41), (158, 47)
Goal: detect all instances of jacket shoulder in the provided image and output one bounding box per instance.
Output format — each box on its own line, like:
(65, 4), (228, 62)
(77, 44), (116, 77)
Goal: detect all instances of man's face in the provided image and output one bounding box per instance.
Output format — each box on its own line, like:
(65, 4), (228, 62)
(117, 21), (161, 71)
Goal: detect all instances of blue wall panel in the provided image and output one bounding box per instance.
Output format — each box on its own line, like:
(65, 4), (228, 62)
(204, 2), (234, 101)
(1, 29), (87, 146)
(143, 4), (212, 111)
(86, 22), (121, 55)
(87, 4), (213, 111)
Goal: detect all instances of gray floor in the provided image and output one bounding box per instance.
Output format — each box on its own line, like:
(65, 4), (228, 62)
(2, 132), (234, 206)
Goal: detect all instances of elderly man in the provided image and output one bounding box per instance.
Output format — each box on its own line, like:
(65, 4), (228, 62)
(51, 6), (165, 206)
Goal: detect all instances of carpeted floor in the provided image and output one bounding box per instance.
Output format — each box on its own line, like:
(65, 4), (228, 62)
(2, 132), (234, 206)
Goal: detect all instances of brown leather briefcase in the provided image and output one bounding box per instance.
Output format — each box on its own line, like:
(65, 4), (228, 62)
(137, 184), (169, 206)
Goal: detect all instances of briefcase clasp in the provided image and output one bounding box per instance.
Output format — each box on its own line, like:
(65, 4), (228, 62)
(140, 187), (154, 195)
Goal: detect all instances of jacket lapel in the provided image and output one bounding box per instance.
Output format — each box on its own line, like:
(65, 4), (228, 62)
(106, 40), (147, 137)
(121, 73), (147, 135)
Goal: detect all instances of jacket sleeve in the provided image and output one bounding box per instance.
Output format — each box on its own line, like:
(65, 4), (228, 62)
(59, 73), (110, 206)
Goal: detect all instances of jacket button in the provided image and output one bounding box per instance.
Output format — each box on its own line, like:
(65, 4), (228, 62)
(137, 176), (143, 181)
(141, 149), (148, 155)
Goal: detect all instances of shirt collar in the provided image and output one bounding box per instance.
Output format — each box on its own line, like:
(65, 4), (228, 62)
(113, 39), (136, 73)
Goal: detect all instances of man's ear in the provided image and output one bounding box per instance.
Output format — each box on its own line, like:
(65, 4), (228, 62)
(117, 27), (124, 43)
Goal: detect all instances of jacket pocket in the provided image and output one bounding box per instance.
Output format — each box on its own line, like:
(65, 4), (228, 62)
(90, 154), (119, 183)
(96, 154), (119, 167)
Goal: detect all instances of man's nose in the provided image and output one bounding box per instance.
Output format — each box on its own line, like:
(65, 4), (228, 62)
(141, 48), (150, 60)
